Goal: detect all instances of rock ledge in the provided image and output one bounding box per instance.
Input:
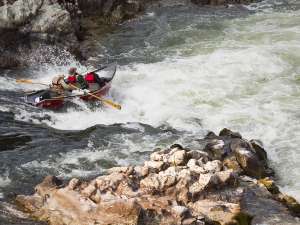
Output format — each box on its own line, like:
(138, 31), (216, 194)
(16, 129), (300, 225)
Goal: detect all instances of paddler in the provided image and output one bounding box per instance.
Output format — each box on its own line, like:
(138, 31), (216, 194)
(84, 71), (109, 92)
(65, 67), (88, 90)
(51, 67), (88, 94)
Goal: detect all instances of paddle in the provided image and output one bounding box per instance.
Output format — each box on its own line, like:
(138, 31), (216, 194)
(69, 84), (121, 110)
(16, 79), (49, 87)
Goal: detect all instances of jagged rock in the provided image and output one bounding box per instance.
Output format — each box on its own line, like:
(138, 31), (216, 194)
(144, 160), (165, 172)
(250, 139), (268, 162)
(277, 194), (300, 216)
(67, 178), (80, 190)
(191, 0), (257, 6)
(187, 159), (206, 175)
(107, 166), (134, 175)
(258, 177), (279, 194)
(188, 199), (250, 225)
(134, 165), (149, 177)
(216, 169), (237, 186)
(223, 155), (243, 173)
(204, 139), (225, 160)
(35, 175), (62, 197)
(187, 150), (209, 162)
(171, 205), (189, 218)
(15, 130), (300, 225)
(190, 173), (219, 195)
(231, 139), (265, 178)
(168, 150), (188, 166)
(150, 148), (170, 162)
(203, 160), (222, 173)
(219, 128), (242, 139)
(240, 185), (300, 225)
(95, 172), (126, 192)
(140, 173), (176, 192)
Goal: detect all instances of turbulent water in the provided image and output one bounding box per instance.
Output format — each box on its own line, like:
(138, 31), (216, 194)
(0, 0), (300, 223)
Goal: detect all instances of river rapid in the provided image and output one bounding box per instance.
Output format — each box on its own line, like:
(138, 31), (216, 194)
(0, 0), (300, 223)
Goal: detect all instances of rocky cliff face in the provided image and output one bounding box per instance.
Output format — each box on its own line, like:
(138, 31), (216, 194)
(0, 0), (260, 69)
(0, 0), (148, 68)
(16, 129), (300, 225)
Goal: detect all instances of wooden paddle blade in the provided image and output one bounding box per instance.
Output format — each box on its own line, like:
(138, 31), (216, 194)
(16, 79), (49, 86)
(102, 99), (122, 110)
(16, 79), (33, 84)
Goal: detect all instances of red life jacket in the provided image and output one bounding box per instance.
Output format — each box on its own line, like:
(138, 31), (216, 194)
(85, 72), (96, 83)
(67, 75), (77, 83)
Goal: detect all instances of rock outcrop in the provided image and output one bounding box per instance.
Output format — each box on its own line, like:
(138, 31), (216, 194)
(0, 0), (261, 69)
(16, 129), (300, 225)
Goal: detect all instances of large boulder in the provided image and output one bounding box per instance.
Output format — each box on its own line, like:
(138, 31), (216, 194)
(231, 139), (266, 178)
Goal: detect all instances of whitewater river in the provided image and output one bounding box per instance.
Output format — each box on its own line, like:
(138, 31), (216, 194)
(0, 0), (299, 223)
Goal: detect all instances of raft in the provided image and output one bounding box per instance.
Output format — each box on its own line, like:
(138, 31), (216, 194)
(24, 63), (117, 109)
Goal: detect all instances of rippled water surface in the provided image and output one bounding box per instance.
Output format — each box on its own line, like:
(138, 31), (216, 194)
(0, 0), (300, 223)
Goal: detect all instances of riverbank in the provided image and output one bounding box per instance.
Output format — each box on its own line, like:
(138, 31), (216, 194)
(16, 129), (300, 225)
(0, 0), (259, 69)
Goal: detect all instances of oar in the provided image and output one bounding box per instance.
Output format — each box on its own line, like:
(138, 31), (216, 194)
(69, 84), (121, 110)
(16, 79), (49, 87)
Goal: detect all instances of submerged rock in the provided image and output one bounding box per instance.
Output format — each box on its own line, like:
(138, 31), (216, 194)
(16, 129), (300, 225)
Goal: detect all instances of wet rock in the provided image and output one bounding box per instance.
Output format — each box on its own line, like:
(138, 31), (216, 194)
(204, 139), (226, 160)
(231, 139), (265, 178)
(219, 128), (242, 139)
(223, 155), (243, 173)
(258, 177), (279, 194)
(191, 0), (258, 6)
(189, 199), (250, 225)
(250, 139), (268, 162)
(187, 150), (209, 162)
(240, 185), (300, 225)
(277, 194), (300, 216)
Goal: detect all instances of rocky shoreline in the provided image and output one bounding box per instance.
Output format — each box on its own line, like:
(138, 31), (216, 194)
(16, 129), (300, 225)
(0, 0), (259, 69)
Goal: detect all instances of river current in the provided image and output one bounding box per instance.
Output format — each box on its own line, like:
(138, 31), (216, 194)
(0, 0), (299, 223)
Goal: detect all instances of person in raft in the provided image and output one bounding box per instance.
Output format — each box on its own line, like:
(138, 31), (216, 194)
(51, 67), (109, 94)
(51, 67), (87, 94)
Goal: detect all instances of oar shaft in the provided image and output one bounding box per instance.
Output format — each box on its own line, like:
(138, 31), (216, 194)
(69, 84), (121, 110)
(16, 79), (49, 86)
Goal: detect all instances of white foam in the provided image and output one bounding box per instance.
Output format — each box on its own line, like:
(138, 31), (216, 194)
(0, 174), (11, 188)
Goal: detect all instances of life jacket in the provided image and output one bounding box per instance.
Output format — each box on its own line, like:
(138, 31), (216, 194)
(67, 75), (77, 83)
(85, 72), (96, 83)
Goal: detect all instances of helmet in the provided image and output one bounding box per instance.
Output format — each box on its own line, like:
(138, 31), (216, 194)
(68, 67), (77, 75)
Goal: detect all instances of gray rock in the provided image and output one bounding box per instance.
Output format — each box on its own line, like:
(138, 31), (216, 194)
(204, 139), (225, 160)
(231, 139), (266, 178)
